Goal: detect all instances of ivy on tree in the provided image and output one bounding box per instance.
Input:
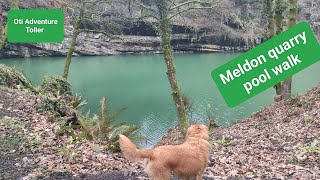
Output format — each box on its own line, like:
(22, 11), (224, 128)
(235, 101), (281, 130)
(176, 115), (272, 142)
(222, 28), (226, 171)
(132, 0), (218, 135)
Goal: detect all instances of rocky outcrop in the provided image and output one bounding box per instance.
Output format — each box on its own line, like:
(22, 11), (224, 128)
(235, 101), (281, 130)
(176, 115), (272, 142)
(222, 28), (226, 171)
(0, 24), (231, 58)
(0, 0), (244, 59)
(1, 0), (318, 58)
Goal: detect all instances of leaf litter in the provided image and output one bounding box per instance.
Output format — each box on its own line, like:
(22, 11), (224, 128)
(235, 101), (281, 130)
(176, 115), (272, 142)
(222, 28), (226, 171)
(0, 84), (319, 179)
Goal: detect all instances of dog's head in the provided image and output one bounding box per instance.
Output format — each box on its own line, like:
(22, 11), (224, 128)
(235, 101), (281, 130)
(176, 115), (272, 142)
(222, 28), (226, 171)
(186, 124), (209, 140)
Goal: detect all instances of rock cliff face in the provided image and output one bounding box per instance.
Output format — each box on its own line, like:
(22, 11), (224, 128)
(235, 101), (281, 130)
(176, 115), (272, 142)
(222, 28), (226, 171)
(0, 0), (319, 58)
(0, 27), (159, 58)
(0, 23), (226, 58)
(0, 0), (243, 58)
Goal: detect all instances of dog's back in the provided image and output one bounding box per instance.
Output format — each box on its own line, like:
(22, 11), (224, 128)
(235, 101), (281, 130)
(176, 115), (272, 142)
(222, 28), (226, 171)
(119, 125), (210, 180)
(146, 142), (208, 179)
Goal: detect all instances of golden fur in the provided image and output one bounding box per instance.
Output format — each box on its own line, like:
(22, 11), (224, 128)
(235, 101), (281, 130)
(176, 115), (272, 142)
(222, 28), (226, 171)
(119, 124), (210, 180)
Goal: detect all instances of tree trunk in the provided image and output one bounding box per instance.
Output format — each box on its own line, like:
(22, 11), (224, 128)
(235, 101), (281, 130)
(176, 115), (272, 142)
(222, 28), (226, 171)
(161, 31), (189, 136)
(265, 0), (275, 39)
(274, 0), (285, 35)
(157, 1), (189, 135)
(281, 0), (297, 100)
(63, 0), (84, 79)
(0, 0), (19, 51)
(0, 6), (3, 50)
(62, 18), (80, 79)
(274, 83), (282, 95)
(273, 0), (285, 100)
(281, 77), (292, 99)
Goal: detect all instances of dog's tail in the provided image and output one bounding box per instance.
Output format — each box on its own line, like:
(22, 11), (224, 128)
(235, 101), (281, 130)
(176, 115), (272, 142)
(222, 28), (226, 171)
(119, 134), (154, 161)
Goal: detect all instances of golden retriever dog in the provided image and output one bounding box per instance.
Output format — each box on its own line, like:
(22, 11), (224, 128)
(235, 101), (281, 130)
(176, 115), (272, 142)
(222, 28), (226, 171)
(119, 124), (210, 180)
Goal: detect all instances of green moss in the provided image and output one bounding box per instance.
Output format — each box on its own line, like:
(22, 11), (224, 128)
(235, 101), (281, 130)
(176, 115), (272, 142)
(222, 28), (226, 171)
(35, 76), (76, 117)
(0, 119), (28, 152)
(0, 64), (33, 90)
(40, 75), (72, 96)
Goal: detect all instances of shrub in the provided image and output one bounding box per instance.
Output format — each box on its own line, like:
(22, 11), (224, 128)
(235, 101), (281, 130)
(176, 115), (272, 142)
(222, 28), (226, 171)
(70, 93), (87, 109)
(40, 75), (72, 96)
(213, 135), (234, 147)
(36, 76), (81, 117)
(296, 139), (320, 158)
(60, 96), (145, 152)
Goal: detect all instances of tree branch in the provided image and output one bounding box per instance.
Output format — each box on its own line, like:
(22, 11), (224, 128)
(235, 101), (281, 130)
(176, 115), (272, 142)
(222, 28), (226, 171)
(168, 0), (177, 9)
(170, 0), (205, 10)
(133, 0), (154, 12)
(169, 5), (218, 20)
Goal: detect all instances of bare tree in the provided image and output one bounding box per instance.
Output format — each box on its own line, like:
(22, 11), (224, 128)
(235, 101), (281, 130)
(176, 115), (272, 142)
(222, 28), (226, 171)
(63, 0), (120, 79)
(0, 0), (20, 51)
(273, 0), (286, 99)
(281, 0), (297, 100)
(263, 0), (296, 101)
(132, 0), (218, 135)
(263, 0), (275, 39)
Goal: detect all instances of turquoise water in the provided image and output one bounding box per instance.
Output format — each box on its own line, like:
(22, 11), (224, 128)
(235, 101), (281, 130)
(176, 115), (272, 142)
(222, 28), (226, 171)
(1, 53), (319, 144)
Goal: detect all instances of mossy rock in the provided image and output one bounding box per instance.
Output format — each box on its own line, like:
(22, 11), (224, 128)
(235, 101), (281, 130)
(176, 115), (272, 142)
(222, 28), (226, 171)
(0, 64), (33, 89)
(41, 75), (72, 96)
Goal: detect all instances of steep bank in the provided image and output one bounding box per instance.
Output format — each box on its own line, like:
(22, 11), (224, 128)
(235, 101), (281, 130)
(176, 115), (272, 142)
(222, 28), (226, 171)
(0, 86), (144, 179)
(158, 84), (320, 179)
(1, 82), (319, 179)
(206, 84), (320, 179)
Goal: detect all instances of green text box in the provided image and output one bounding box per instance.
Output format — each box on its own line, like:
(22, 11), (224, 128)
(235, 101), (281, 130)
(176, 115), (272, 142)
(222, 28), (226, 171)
(8, 9), (64, 43)
(211, 22), (320, 107)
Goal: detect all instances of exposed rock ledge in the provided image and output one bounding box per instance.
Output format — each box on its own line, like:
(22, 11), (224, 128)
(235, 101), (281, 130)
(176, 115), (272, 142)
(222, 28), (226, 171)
(0, 26), (230, 58)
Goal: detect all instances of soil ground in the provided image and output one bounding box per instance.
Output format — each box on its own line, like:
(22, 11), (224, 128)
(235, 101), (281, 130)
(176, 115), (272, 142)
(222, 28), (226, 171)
(0, 85), (319, 179)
